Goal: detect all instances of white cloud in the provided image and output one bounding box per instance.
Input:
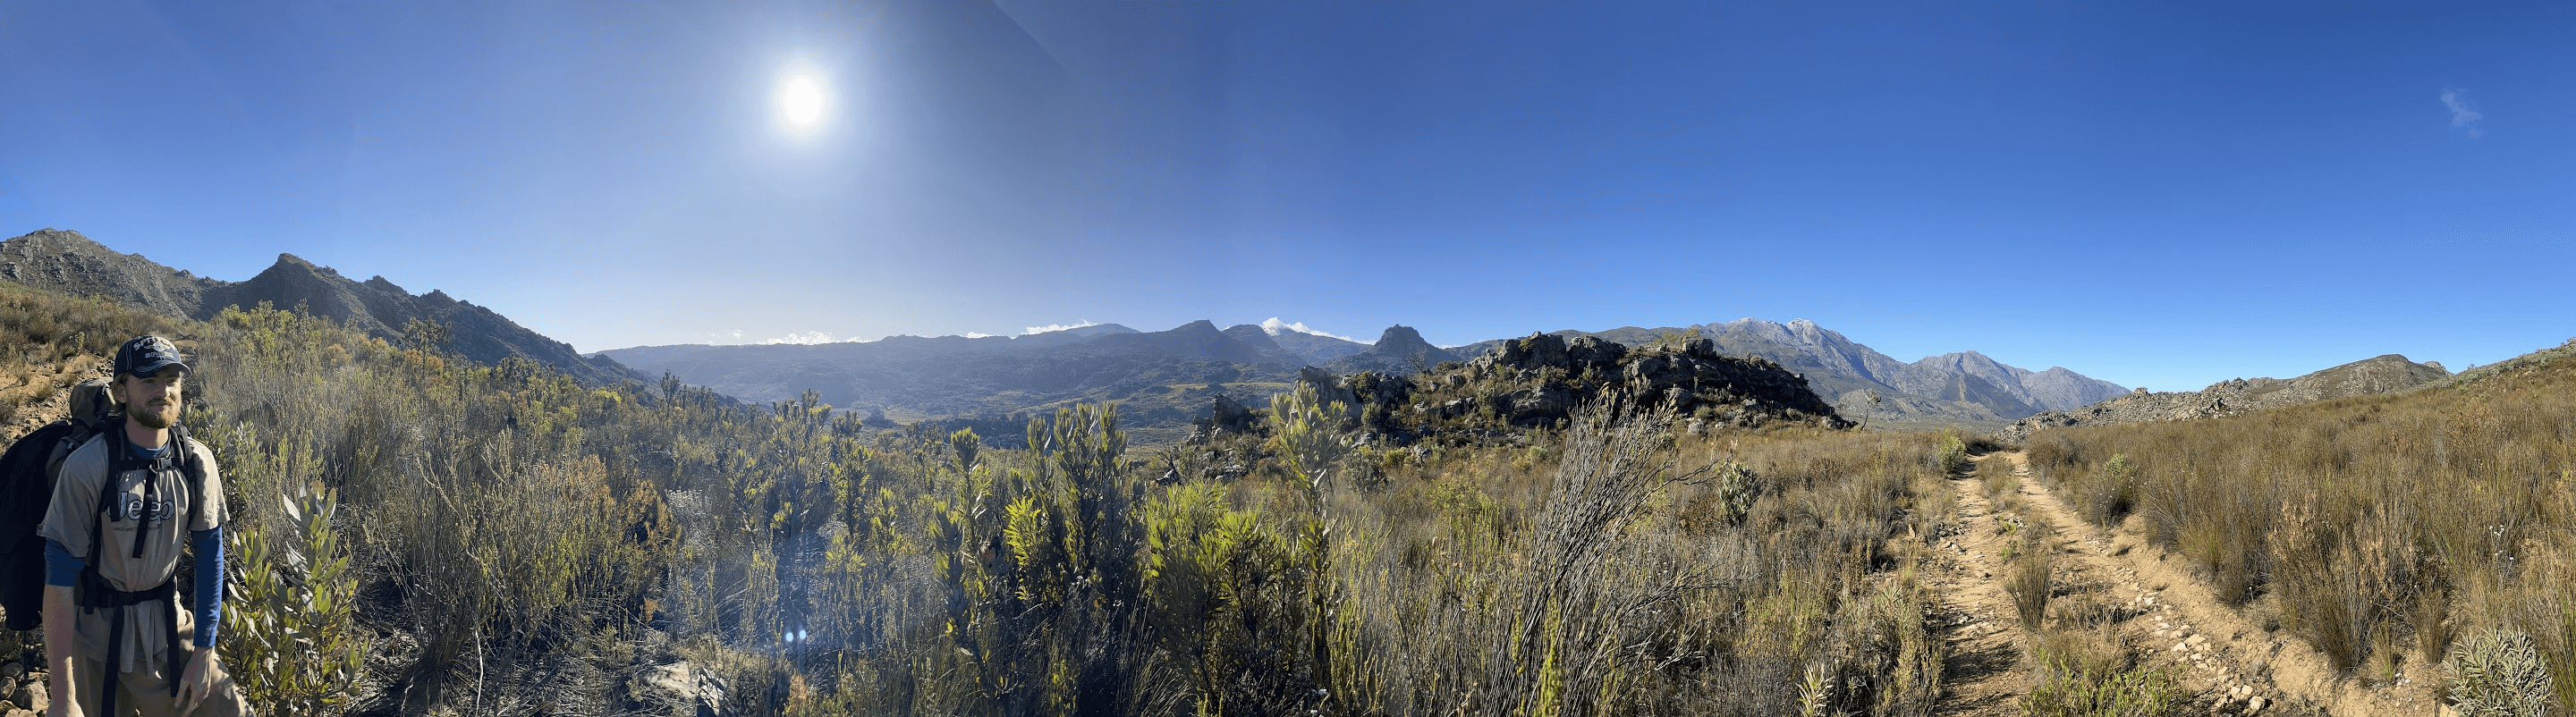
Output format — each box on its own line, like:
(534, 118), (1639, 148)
(2443, 88), (2485, 139)
(964, 333), (996, 339)
(1023, 320), (1098, 335)
(759, 331), (845, 345)
(1260, 317), (1366, 343)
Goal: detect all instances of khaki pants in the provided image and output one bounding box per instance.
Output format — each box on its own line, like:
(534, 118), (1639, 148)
(65, 655), (249, 717)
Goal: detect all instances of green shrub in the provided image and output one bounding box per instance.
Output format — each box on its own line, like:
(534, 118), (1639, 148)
(1934, 432), (1970, 476)
(1711, 460), (1762, 527)
(2021, 652), (2175, 717)
(2082, 453), (2136, 525)
(221, 480), (366, 717)
(2447, 628), (2557, 717)
(2022, 626), (2175, 717)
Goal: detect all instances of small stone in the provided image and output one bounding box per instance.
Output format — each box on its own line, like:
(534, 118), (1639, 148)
(0, 663), (19, 679)
(2173, 642), (2189, 652)
(10, 682), (41, 713)
(2248, 696), (2266, 713)
(2155, 629), (2171, 637)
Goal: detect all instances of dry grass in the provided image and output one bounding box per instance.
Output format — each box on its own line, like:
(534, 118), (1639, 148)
(2004, 514), (2055, 632)
(2027, 348), (2576, 707)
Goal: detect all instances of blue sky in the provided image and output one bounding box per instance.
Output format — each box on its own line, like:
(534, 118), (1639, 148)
(3, 2), (2570, 392)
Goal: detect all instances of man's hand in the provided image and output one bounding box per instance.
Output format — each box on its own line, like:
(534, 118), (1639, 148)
(175, 645), (220, 714)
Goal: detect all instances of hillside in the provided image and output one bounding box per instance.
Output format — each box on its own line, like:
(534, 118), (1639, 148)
(1989, 337), (2576, 716)
(1996, 352), (2451, 442)
(0, 228), (637, 385)
(1458, 318), (2130, 429)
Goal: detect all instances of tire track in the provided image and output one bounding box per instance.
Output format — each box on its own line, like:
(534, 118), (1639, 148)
(1950, 451), (2441, 716)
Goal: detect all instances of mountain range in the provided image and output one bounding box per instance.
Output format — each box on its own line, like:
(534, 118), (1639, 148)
(606, 317), (2122, 435)
(2, 228), (2134, 437)
(0, 229), (636, 385)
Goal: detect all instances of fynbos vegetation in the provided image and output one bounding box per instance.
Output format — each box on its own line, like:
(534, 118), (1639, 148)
(0, 285), (1960, 715)
(2026, 348), (2576, 712)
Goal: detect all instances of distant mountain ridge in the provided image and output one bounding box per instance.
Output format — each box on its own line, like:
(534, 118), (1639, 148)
(607, 319), (1330, 442)
(1457, 318), (2129, 427)
(1997, 353), (2451, 443)
(609, 315), (2124, 438)
(0, 228), (637, 385)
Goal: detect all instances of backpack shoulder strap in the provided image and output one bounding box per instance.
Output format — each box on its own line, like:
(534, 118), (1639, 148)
(170, 424), (208, 529)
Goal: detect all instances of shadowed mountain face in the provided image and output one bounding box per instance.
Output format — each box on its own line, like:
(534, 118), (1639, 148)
(1262, 326), (1370, 364)
(0, 229), (637, 385)
(1999, 354), (2452, 442)
(1323, 325), (1458, 375)
(606, 320), (1328, 442)
(1455, 318), (2129, 428)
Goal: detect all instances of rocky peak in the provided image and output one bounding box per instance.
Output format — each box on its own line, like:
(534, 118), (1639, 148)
(1319, 325), (1460, 375)
(1373, 325), (1431, 349)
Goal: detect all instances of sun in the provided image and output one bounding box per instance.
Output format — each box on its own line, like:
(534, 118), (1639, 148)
(778, 76), (826, 128)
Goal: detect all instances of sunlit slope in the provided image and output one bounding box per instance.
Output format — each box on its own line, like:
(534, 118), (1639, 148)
(2021, 337), (2576, 710)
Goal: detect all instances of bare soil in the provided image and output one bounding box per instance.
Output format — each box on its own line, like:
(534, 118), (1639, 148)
(1920, 451), (2443, 716)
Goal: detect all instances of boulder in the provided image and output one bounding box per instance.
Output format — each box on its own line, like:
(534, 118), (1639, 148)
(10, 682), (41, 713)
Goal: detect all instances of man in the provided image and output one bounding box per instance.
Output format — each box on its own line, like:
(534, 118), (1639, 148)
(39, 336), (246, 717)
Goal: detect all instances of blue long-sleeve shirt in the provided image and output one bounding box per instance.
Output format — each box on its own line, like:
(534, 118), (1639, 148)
(44, 528), (223, 647)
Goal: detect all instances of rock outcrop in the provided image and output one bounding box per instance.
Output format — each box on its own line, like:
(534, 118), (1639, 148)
(1453, 317), (2128, 428)
(1300, 332), (1850, 443)
(1998, 354), (2451, 443)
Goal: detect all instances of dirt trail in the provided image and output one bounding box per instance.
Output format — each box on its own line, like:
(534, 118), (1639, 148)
(1923, 451), (2439, 716)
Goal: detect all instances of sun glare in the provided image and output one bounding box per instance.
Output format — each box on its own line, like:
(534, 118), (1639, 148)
(778, 76), (826, 128)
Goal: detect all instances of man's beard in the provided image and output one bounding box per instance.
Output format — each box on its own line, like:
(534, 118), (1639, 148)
(131, 400), (178, 429)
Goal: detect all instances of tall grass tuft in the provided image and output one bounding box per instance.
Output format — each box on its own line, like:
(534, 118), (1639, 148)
(2004, 516), (2054, 631)
(1978, 455), (2018, 501)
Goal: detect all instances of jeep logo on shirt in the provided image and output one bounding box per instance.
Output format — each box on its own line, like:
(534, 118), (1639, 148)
(116, 495), (174, 523)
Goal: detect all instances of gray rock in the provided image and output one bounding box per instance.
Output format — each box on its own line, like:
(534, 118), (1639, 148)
(11, 681), (42, 713)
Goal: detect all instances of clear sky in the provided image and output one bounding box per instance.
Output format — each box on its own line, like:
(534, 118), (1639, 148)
(3, 2), (2571, 392)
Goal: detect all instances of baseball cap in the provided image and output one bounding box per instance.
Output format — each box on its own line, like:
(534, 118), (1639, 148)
(115, 335), (190, 377)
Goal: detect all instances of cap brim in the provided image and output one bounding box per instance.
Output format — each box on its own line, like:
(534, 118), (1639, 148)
(131, 361), (189, 376)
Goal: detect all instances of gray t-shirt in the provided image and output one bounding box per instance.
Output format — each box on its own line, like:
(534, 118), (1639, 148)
(36, 433), (226, 676)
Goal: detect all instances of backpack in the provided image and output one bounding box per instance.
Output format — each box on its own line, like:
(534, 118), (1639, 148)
(0, 377), (207, 631)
